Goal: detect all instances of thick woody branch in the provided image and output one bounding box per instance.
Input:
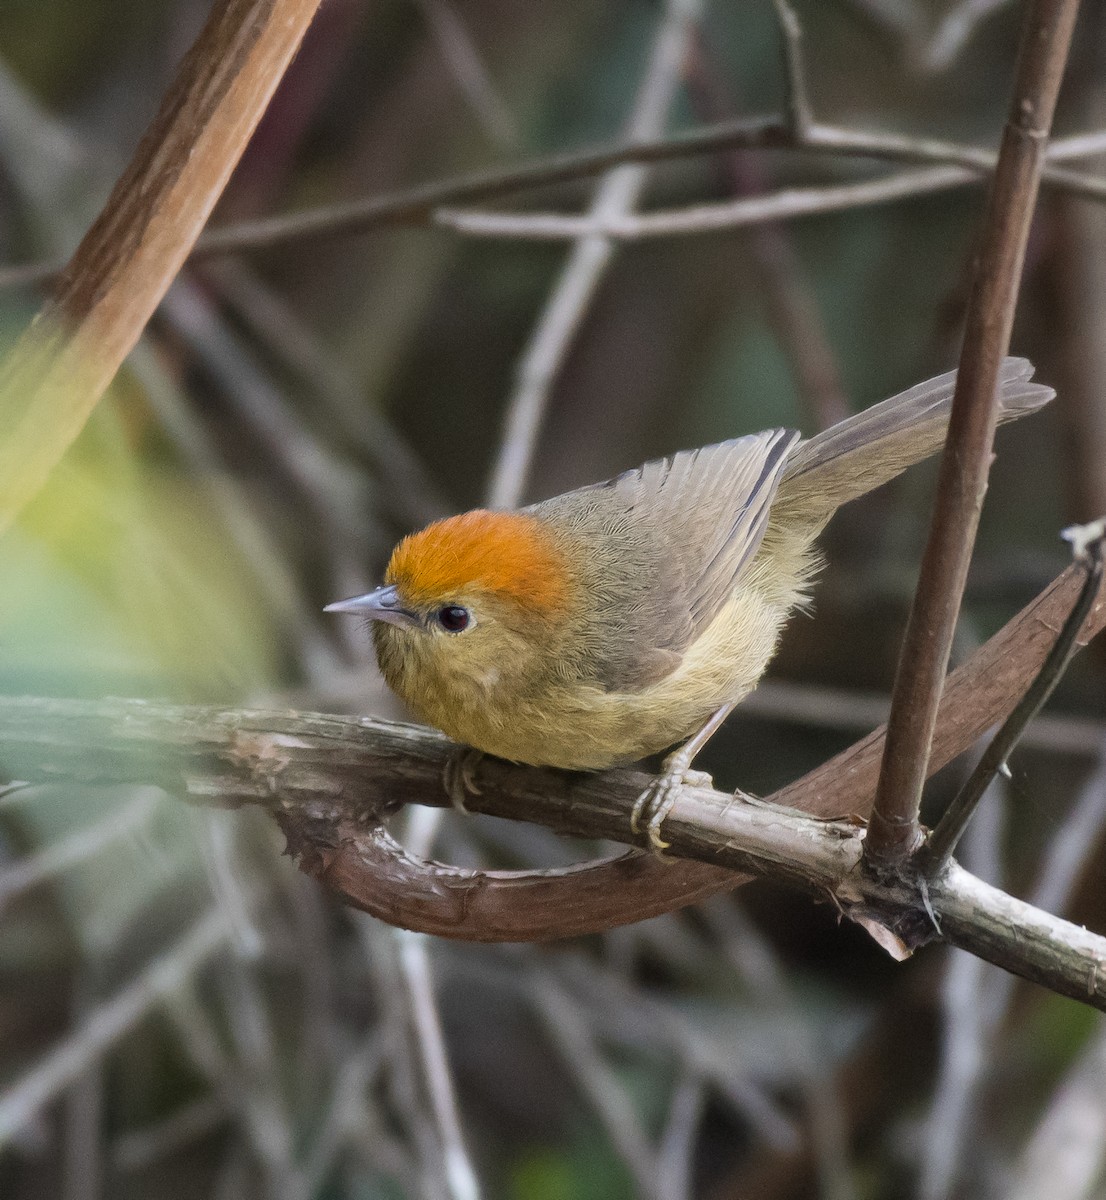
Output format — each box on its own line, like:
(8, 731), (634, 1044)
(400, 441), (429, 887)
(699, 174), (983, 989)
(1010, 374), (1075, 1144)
(0, 0), (323, 533)
(1, 686), (1104, 1011)
(0, 559), (1103, 993)
(866, 0), (1081, 871)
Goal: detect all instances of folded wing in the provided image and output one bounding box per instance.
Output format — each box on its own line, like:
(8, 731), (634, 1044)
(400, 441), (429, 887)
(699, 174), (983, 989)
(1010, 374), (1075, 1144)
(530, 429), (798, 690)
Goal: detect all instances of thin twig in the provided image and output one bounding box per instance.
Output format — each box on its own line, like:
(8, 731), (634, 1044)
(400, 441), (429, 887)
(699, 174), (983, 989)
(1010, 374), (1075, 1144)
(1008, 1019), (1106, 1200)
(771, 0), (813, 134)
(0, 908), (232, 1149)
(387, 809), (475, 1199)
(740, 678), (1106, 757)
(921, 0), (1019, 74)
(3, 125), (1106, 287)
(113, 1096), (228, 1172)
(486, 0), (703, 508)
(416, 0), (519, 150)
(433, 166), (976, 238)
(354, 917), (455, 1198)
(656, 1071), (707, 1200)
(431, 147), (1106, 236)
(396, 929), (481, 1200)
(546, 948), (798, 1148)
(684, 33), (849, 429)
(923, 529), (1105, 872)
(202, 260), (449, 527)
(865, 0), (1082, 872)
(529, 966), (662, 1199)
(394, 13), (704, 1190)
(0, 791), (157, 912)
(918, 779), (1007, 1200)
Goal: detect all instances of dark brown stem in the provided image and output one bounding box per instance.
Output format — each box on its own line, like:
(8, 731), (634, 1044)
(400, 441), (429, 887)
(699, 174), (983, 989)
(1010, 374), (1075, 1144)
(865, 0), (1082, 872)
(921, 532), (1105, 873)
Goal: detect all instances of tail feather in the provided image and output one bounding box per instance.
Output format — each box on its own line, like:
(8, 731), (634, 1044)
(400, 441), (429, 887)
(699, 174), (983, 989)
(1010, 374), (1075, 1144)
(775, 357), (1053, 525)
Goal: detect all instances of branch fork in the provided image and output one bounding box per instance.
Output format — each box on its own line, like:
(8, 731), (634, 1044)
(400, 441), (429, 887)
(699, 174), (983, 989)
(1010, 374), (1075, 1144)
(865, 0), (1083, 873)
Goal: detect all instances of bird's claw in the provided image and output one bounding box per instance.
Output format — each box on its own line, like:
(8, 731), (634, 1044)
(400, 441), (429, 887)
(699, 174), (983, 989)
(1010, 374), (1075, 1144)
(442, 747), (484, 814)
(631, 767), (713, 856)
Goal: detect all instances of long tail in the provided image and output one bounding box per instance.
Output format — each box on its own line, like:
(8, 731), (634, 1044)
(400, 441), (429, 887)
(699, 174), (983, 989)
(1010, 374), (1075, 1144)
(774, 357), (1053, 528)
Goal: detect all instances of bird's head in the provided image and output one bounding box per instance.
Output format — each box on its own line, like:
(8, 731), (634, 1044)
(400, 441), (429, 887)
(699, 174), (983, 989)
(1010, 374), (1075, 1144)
(326, 510), (578, 700)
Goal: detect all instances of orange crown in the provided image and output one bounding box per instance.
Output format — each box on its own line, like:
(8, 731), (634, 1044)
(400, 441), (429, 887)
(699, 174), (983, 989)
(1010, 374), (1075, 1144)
(385, 510), (573, 616)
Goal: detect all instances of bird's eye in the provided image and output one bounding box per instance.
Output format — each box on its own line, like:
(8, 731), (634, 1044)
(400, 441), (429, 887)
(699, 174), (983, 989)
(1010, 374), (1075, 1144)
(435, 605), (471, 633)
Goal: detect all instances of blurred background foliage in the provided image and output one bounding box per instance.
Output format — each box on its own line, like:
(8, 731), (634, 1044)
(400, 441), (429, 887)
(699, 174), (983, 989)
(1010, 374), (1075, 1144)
(0, 0), (1105, 1197)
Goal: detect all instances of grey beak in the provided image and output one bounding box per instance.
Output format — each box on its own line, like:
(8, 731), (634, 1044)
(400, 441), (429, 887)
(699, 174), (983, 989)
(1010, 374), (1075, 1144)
(324, 585), (419, 628)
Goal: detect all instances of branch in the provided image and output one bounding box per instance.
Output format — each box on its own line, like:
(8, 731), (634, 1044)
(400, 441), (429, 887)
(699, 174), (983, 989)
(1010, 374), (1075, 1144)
(0, 556), (1103, 982)
(0, 908), (232, 1151)
(431, 166), (988, 238)
(486, 0), (700, 509)
(0, 0), (324, 533)
(865, 0), (1081, 870)
(739, 679), (1106, 757)
(2, 685), (1105, 1009)
(683, 34), (849, 430)
(922, 527), (1105, 871)
(3, 124), (1106, 287)
(394, 930), (480, 1200)
(770, 0), (813, 136)
(103, 127), (1106, 249)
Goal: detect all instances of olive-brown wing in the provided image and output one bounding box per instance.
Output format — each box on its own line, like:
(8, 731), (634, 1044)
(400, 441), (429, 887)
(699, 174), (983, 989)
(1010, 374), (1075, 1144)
(529, 429), (798, 690)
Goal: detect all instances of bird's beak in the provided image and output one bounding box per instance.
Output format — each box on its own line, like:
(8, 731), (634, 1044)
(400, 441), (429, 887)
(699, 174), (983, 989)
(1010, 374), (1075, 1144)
(324, 585), (419, 629)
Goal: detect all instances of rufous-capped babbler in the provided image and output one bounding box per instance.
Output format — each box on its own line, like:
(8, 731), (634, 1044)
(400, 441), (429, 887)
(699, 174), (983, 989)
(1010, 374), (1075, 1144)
(327, 359), (1052, 849)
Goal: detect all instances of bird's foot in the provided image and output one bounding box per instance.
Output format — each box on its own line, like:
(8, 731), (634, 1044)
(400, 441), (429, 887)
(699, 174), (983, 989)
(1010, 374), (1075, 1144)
(631, 758), (714, 855)
(442, 747), (484, 814)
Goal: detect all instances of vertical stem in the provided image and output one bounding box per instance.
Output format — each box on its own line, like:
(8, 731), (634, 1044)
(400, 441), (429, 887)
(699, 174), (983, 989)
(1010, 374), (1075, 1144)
(864, 0), (1082, 872)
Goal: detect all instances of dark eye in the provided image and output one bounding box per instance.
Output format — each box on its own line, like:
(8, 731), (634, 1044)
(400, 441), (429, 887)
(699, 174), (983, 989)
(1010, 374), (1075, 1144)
(436, 605), (470, 633)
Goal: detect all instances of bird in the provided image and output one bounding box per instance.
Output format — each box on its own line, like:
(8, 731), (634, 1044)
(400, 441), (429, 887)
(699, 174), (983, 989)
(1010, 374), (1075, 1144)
(327, 358), (1052, 849)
